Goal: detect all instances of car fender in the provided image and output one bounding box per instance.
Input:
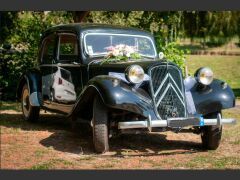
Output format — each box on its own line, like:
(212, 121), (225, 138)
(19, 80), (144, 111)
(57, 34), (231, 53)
(17, 69), (42, 107)
(71, 75), (157, 119)
(185, 77), (235, 115)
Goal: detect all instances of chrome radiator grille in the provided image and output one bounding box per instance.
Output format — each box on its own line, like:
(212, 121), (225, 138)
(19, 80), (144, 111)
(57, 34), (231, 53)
(149, 64), (186, 119)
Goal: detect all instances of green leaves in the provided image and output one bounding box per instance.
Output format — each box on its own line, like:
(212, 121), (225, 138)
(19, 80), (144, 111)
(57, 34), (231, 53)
(131, 52), (141, 59)
(159, 42), (190, 71)
(0, 12), (74, 99)
(101, 53), (141, 65)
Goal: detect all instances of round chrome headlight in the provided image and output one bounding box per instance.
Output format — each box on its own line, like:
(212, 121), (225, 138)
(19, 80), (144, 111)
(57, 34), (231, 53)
(125, 65), (144, 84)
(196, 67), (214, 85)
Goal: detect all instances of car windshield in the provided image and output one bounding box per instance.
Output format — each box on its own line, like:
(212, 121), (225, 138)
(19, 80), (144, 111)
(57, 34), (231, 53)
(84, 33), (157, 58)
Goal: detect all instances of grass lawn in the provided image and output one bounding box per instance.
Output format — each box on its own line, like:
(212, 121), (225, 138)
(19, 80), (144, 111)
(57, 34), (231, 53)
(179, 38), (240, 54)
(186, 55), (240, 98)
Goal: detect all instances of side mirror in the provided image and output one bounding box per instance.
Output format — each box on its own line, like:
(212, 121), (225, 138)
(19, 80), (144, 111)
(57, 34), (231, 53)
(158, 52), (164, 59)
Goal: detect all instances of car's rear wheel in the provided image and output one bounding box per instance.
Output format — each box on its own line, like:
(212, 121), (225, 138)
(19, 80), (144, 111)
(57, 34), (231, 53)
(21, 84), (40, 122)
(201, 112), (222, 150)
(92, 95), (109, 153)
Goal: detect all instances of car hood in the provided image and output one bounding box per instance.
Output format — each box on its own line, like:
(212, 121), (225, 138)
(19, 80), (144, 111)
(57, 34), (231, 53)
(88, 59), (165, 79)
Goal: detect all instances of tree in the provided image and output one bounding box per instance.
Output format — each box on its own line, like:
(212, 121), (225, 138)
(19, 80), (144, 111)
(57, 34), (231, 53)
(73, 11), (89, 22)
(0, 12), (17, 44)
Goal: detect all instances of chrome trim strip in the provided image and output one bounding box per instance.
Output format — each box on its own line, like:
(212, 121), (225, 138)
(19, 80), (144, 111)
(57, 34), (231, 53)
(154, 73), (169, 97)
(154, 73), (183, 99)
(203, 119), (236, 125)
(39, 64), (81, 67)
(170, 84), (185, 106)
(118, 120), (168, 129)
(156, 84), (185, 107)
(169, 73), (184, 98)
(156, 83), (171, 107)
(118, 118), (236, 129)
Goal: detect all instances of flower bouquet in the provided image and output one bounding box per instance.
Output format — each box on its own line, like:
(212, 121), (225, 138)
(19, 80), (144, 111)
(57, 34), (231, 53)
(101, 44), (141, 64)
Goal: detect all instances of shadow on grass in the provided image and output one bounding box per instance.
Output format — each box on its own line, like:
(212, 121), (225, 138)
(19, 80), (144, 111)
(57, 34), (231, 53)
(0, 113), (204, 157)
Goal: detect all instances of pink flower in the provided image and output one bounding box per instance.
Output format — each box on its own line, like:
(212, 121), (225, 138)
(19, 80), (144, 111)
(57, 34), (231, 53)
(105, 44), (139, 58)
(105, 46), (115, 51)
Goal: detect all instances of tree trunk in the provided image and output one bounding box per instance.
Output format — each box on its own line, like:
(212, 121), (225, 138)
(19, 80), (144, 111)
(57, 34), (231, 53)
(73, 11), (89, 22)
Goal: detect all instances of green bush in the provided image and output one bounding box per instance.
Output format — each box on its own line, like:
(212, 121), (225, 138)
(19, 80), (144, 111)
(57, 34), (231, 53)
(158, 42), (189, 72)
(0, 12), (73, 100)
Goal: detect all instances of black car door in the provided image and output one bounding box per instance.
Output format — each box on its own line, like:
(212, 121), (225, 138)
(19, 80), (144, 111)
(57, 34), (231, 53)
(48, 32), (83, 114)
(39, 33), (58, 110)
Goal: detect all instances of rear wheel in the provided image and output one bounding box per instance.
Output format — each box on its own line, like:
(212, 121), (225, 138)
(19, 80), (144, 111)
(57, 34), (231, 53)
(21, 84), (40, 122)
(201, 112), (222, 150)
(92, 95), (109, 153)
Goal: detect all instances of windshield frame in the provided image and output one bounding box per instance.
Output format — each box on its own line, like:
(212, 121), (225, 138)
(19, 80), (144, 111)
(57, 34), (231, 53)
(83, 32), (157, 59)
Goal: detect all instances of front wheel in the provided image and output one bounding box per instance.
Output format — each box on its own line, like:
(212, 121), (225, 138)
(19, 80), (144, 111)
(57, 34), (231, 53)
(21, 84), (40, 122)
(92, 95), (109, 153)
(201, 112), (222, 150)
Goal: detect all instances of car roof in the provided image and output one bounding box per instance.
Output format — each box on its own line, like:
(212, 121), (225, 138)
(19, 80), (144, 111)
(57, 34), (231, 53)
(42, 23), (153, 38)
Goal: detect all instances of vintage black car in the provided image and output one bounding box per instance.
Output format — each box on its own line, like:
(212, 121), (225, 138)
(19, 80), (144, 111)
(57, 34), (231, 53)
(17, 23), (236, 153)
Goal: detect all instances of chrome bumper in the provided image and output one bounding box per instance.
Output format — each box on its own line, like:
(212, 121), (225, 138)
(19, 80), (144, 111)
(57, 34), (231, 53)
(118, 114), (236, 131)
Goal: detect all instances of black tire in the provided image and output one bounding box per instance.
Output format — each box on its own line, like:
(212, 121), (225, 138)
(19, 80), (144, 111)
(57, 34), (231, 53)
(21, 84), (40, 122)
(92, 95), (109, 153)
(201, 112), (222, 150)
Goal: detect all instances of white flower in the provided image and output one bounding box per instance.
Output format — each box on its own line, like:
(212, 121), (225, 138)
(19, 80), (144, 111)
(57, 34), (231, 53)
(112, 49), (120, 56)
(119, 51), (123, 56)
(116, 44), (125, 50)
(125, 46), (135, 54)
(106, 44), (139, 58)
(126, 52), (131, 58)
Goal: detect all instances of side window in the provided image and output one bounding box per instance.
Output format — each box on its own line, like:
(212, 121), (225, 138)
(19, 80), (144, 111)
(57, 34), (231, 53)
(58, 34), (78, 63)
(41, 34), (56, 64)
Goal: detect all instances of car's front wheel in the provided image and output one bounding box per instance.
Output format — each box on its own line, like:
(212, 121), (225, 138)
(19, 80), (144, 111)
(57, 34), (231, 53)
(92, 95), (109, 153)
(21, 84), (40, 122)
(201, 112), (222, 150)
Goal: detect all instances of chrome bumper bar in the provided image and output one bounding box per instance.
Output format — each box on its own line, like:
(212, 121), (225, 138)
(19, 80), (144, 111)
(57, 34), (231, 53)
(118, 114), (236, 131)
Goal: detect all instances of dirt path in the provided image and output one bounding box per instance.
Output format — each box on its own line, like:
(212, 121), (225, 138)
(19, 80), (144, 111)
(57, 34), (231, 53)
(1, 103), (240, 169)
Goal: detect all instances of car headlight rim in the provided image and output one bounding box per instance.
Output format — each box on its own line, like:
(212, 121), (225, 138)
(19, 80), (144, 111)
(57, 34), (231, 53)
(196, 67), (214, 85)
(125, 65), (144, 84)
